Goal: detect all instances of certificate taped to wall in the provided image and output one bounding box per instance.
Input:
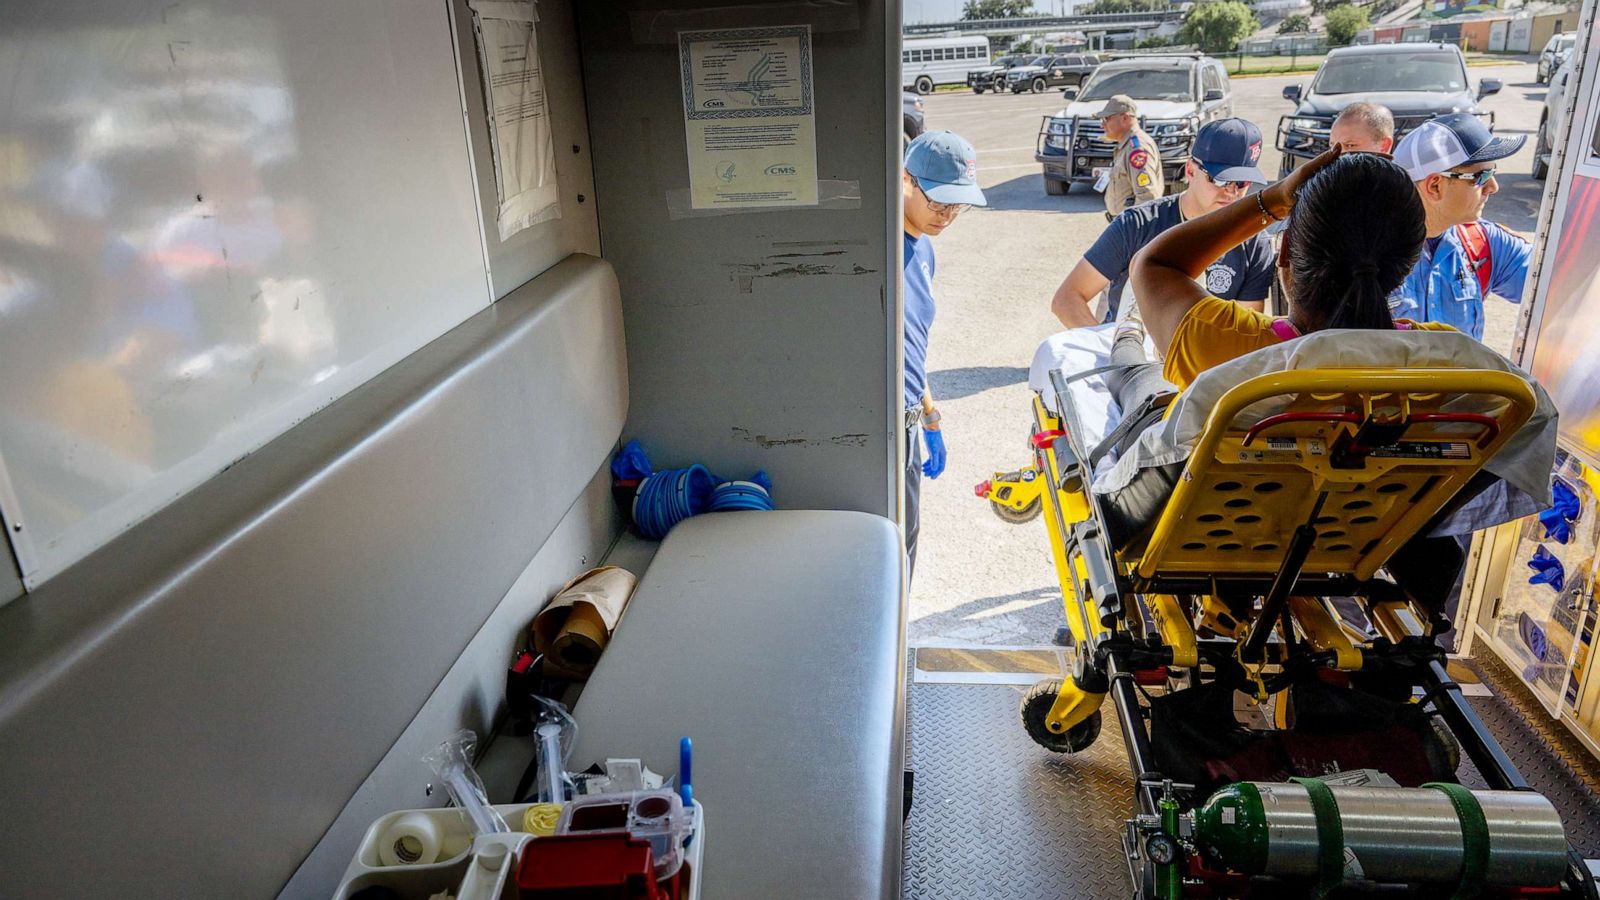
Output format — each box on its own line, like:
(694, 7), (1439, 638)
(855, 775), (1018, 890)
(678, 26), (818, 210)
(469, 0), (560, 240)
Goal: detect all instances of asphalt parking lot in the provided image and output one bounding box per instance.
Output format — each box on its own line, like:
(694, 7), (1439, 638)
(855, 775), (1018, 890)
(908, 60), (1546, 648)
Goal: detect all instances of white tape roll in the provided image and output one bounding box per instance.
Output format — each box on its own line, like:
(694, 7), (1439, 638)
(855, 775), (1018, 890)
(377, 812), (442, 867)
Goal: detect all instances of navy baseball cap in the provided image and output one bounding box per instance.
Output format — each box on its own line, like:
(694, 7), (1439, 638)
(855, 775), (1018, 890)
(905, 131), (988, 207)
(1393, 112), (1525, 181)
(1192, 118), (1268, 185)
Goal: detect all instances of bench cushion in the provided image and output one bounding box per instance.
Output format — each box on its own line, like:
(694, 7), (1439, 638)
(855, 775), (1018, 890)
(572, 510), (905, 900)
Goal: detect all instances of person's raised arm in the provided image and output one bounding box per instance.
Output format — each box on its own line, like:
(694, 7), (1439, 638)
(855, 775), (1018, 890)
(1132, 147), (1341, 352)
(1051, 259), (1112, 328)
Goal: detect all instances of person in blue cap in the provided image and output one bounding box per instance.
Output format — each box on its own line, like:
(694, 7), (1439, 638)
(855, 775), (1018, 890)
(1390, 112), (1532, 341)
(1049, 117), (1276, 328)
(902, 130), (986, 577)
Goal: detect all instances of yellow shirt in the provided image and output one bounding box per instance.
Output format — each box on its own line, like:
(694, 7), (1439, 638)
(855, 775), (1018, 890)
(1161, 296), (1457, 391)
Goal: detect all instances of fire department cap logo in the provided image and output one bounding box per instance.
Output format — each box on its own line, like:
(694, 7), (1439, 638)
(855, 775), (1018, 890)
(965, 157), (977, 179)
(1249, 141), (1263, 163)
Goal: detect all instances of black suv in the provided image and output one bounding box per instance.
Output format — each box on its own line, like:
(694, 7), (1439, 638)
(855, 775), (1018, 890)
(1005, 53), (1101, 94)
(967, 55), (1025, 94)
(1277, 43), (1502, 176)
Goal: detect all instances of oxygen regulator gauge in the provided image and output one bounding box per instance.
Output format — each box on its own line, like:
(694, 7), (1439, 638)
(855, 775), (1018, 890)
(1145, 832), (1180, 866)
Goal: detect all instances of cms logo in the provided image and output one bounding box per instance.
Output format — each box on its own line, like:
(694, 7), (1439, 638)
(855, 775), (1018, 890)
(764, 164), (797, 176)
(702, 99), (725, 109)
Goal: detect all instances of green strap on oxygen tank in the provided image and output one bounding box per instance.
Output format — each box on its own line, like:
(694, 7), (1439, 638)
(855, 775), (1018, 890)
(1290, 777), (1345, 899)
(1424, 782), (1490, 900)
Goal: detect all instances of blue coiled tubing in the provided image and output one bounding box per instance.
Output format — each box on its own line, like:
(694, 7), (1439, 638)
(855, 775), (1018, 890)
(617, 441), (775, 540)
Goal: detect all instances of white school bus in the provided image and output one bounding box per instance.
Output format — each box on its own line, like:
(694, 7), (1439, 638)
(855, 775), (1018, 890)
(902, 33), (993, 95)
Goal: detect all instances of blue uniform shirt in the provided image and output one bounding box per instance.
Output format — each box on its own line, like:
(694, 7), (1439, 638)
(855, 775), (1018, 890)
(1085, 195), (1275, 323)
(1390, 221), (1531, 340)
(904, 232), (936, 409)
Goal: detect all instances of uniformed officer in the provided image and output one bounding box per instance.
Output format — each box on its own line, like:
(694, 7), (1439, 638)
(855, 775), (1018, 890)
(1096, 94), (1163, 220)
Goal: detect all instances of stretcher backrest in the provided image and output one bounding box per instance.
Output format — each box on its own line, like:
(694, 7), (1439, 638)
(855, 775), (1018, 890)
(1136, 368), (1538, 582)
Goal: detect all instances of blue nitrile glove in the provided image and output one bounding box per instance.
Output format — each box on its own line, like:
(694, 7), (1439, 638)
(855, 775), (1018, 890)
(611, 439), (653, 481)
(1528, 545), (1566, 592)
(1539, 478), (1581, 544)
(922, 428), (946, 480)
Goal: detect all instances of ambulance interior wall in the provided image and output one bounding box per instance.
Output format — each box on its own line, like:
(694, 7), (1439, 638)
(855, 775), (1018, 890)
(0, 0), (625, 894)
(0, 0), (599, 593)
(575, 0), (903, 520)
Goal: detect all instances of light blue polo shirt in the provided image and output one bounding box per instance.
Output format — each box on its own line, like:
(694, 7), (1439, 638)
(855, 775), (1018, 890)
(1389, 221), (1531, 340)
(904, 232), (936, 409)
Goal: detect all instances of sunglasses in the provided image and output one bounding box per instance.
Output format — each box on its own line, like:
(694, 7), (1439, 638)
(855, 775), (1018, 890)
(914, 180), (971, 217)
(1197, 167), (1250, 191)
(1438, 167), (1497, 188)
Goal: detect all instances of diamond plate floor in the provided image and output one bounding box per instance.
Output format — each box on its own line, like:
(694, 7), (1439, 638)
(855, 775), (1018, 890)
(903, 679), (1136, 899)
(1464, 653), (1600, 858)
(902, 651), (1600, 899)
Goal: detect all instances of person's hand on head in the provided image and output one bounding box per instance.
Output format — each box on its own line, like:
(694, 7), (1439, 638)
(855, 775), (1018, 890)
(1260, 144), (1341, 221)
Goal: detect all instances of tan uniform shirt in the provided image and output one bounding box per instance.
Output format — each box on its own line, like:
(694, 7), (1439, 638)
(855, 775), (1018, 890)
(1105, 127), (1163, 217)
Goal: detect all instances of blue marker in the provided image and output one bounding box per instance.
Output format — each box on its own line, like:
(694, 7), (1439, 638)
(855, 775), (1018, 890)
(679, 736), (694, 807)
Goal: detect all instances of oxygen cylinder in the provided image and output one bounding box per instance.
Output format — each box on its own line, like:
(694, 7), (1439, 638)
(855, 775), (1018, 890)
(1192, 782), (1569, 888)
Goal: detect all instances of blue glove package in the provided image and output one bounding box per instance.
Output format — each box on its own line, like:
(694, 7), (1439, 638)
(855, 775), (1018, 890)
(922, 427), (946, 480)
(1527, 545), (1566, 593)
(1538, 478), (1581, 544)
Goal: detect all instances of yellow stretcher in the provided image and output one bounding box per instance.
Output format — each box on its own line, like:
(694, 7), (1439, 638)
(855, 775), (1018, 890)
(1013, 364), (1600, 898)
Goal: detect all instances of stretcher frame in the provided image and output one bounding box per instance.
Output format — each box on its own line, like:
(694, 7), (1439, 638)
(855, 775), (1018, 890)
(1023, 364), (1600, 898)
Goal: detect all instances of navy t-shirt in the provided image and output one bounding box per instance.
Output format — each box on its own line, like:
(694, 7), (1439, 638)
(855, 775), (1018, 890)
(1083, 195), (1275, 322)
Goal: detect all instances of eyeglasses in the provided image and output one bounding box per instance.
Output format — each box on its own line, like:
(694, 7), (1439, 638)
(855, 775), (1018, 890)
(1438, 167), (1497, 188)
(1198, 167), (1249, 191)
(914, 181), (971, 217)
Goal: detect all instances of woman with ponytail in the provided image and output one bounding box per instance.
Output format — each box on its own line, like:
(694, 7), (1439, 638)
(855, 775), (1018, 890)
(1129, 146), (1453, 392)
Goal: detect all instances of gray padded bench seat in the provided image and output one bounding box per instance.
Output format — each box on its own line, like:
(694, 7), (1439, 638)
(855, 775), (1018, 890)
(572, 510), (906, 900)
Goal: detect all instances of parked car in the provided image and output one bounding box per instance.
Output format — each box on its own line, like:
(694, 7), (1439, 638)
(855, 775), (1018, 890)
(996, 54), (1051, 92)
(966, 54), (1024, 94)
(1035, 53), (1233, 195)
(1539, 32), (1577, 84)
(903, 91), (925, 144)
(1535, 57), (1571, 179)
(1276, 43), (1501, 177)
(1004, 53), (1101, 94)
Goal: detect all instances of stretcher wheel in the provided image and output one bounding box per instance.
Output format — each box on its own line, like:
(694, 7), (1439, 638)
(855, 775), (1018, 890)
(990, 495), (1042, 524)
(1021, 678), (1102, 753)
(1425, 714), (1462, 776)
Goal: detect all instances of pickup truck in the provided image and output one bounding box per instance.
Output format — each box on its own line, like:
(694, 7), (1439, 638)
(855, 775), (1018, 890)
(1276, 43), (1502, 177)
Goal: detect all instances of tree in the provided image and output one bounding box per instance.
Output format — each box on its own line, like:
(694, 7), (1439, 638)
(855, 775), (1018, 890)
(962, 0), (1035, 18)
(1278, 12), (1311, 32)
(1324, 3), (1370, 45)
(1179, 1), (1259, 53)
(1137, 34), (1175, 47)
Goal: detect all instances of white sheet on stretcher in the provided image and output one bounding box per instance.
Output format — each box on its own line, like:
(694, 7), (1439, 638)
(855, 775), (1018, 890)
(1032, 328), (1558, 537)
(1026, 323), (1162, 474)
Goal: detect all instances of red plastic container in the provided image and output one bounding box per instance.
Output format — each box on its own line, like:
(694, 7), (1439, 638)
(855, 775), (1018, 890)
(516, 833), (665, 900)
